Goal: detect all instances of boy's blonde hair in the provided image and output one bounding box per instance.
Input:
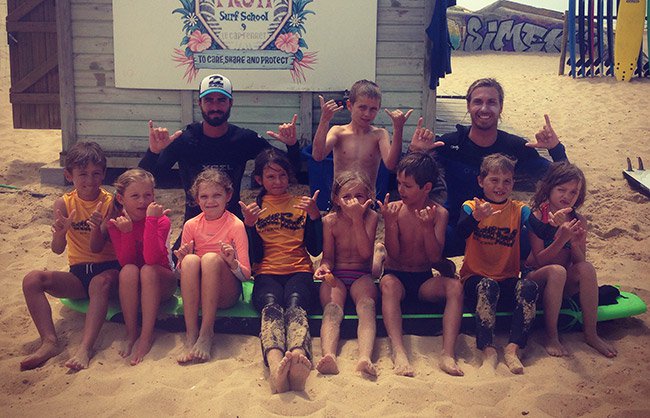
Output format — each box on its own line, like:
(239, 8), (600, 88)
(349, 79), (381, 104)
(65, 141), (107, 172)
(479, 153), (517, 179)
(189, 167), (233, 202)
(330, 170), (374, 213)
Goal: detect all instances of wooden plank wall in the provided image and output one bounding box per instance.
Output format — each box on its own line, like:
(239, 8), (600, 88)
(68, 0), (430, 167)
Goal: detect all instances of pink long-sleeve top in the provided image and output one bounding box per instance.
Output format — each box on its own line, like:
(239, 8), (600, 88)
(107, 215), (173, 269)
(180, 211), (251, 279)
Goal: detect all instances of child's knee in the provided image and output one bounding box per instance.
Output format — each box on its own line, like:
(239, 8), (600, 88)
(517, 279), (538, 303)
(379, 275), (402, 298)
(446, 278), (464, 299)
(477, 277), (499, 304)
(23, 270), (48, 292)
(119, 264), (140, 281)
(356, 297), (376, 313)
(88, 272), (116, 295)
(201, 252), (227, 270)
(323, 302), (343, 323)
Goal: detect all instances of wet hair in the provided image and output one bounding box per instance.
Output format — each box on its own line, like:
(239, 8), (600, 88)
(112, 168), (155, 210)
(466, 78), (505, 106)
(479, 153), (517, 179)
(64, 141), (107, 172)
(189, 167), (233, 203)
(348, 79), (381, 104)
(252, 148), (295, 206)
(531, 161), (587, 212)
(330, 170), (374, 214)
(396, 151), (440, 189)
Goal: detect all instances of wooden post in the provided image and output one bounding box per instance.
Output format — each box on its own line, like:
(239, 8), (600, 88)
(422, 0), (436, 131)
(559, 11), (569, 75)
(55, 0), (76, 162)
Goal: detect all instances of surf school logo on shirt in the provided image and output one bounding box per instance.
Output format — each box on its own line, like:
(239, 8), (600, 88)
(473, 226), (518, 247)
(256, 212), (305, 231)
(72, 219), (92, 232)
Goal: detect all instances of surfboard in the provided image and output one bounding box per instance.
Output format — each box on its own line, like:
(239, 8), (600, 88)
(60, 281), (647, 334)
(614, 0), (647, 81)
(606, 0), (614, 75)
(623, 157), (650, 197)
(579, 0), (586, 76)
(569, 0), (577, 77)
(597, 0), (605, 75)
(588, 0), (595, 75)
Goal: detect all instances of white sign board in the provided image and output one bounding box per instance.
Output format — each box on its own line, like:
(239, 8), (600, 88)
(113, 0), (377, 91)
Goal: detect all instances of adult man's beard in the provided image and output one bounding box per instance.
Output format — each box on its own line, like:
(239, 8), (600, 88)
(202, 107), (231, 127)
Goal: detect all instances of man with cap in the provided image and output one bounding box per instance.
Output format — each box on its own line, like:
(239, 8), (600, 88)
(140, 73), (301, 224)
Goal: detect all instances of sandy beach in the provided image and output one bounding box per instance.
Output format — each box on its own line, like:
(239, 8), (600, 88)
(1, 44), (650, 417)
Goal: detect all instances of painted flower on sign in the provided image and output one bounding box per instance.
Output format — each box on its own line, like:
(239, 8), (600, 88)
(187, 30), (211, 52)
(275, 32), (300, 54)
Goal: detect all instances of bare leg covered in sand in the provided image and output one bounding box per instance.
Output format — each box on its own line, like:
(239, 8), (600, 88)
(380, 275), (414, 377)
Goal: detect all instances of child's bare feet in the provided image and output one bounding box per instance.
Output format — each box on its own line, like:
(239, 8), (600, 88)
(439, 352), (464, 376)
(316, 353), (339, 375)
(585, 333), (617, 358)
(504, 343), (524, 374)
(545, 337), (569, 357)
(190, 334), (213, 362)
(479, 346), (498, 374)
(65, 347), (91, 370)
(118, 337), (137, 358)
(177, 333), (198, 363)
(130, 336), (154, 366)
(288, 353), (311, 391)
(392, 351), (414, 377)
(270, 351), (292, 394)
(356, 357), (378, 377)
(20, 340), (59, 370)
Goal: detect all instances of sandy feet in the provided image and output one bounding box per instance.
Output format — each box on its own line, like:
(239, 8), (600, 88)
(356, 358), (378, 377)
(269, 352), (292, 393)
(189, 334), (213, 362)
(438, 353), (464, 376)
(20, 340), (59, 370)
(392, 351), (414, 377)
(130, 337), (154, 366)
(479, 346), (498, 375)
(176, 333), (198, 363)
(118, 337), (137, 359)
(545, 337), (570, 357)
(65, 347), (91, 370)
(504, 344), (524, 374)
(288, 353), (311, 391)
(585, 334), (617, 358)
(316, 353), (339, 375)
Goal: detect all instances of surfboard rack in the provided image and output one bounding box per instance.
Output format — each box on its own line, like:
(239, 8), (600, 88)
(623, 157), (650, 197)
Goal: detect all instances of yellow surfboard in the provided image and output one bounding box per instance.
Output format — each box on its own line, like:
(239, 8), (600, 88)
(614, 0), (647, 81)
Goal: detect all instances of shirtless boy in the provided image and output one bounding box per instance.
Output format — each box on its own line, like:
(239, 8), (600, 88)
(378, 152), (465, 377)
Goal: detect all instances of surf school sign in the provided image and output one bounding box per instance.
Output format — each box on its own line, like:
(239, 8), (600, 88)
(112, 0), (377, 91)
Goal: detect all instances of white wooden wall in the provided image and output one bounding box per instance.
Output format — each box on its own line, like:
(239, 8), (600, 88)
(66, 0), (431, 167)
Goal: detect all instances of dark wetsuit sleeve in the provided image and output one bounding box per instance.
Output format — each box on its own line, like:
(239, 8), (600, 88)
(457, 204), (479, 239)
(304, 217), (323, 256)
(138, 145), (179, 179)
(286, 143), (302, 178)
(246, 225), (264, 264)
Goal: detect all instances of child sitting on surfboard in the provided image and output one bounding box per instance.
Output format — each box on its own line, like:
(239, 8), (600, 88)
(378, 152), (464, 377)
(106, 168), (177, 365)
(524, 162), (617, 358)
(239, 148), (322, 393)
(313, 170), (380, 377)
(21, 142), (120, 371)
(175, 167), (251, 363)
(458, 153), (538, 374)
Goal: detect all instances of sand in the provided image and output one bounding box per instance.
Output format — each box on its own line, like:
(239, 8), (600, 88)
(1, 42), (650, 418)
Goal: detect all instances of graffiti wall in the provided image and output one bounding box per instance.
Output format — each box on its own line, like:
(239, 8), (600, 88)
(448, 4), (564, 53)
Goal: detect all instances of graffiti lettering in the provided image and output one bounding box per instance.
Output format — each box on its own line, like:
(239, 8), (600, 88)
(461, 16), (562, 53)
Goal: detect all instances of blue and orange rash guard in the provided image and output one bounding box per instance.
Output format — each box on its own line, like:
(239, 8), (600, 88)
(458, 198), (530, 282)
(247, 193), (323, 276)
(62, 188), (116, 265)
(436, 124), (567, 226)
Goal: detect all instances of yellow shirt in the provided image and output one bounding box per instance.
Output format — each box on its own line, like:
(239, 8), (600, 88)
(459, 198), (528, 282)
(254, 193), (313, 275)
(62, 188), (116, 265)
